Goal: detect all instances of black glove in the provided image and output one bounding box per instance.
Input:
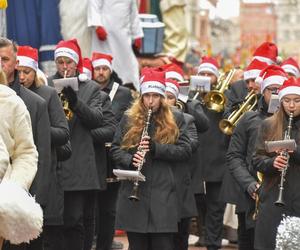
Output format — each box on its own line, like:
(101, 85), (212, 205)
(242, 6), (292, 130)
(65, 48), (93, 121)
(247, 181), (258, 197)
(62, 86), (77, 108)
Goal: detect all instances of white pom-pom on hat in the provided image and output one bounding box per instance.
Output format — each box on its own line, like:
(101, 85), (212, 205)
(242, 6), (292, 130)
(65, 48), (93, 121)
(78, 73), (88, 82)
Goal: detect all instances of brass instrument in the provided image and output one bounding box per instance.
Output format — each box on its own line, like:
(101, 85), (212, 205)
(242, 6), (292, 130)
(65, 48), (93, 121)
(59, 70), (73, 120)
(274, 112), (294, 207)
(175, 100), (185, 111)
(219, 90), (257, 135)
(129, 108), (152, 201)
(203, 69), (236, 112)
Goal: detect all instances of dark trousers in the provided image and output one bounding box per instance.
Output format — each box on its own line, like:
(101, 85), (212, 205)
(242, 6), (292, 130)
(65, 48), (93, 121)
(64, 190), (96, 250)
(195, 193), (206, 243)
(96, 182), (119, 250)
(43, 225), (64, 250)
(127, 232), (174, 250)
(174, 218), (190, 250)
(3, 236), (43, 250)
(204, 182), (226, 250)
(237, 213), (254, 250)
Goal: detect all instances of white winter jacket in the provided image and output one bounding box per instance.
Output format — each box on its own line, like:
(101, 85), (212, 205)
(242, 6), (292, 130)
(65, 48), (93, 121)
(0, 84), (38, 190)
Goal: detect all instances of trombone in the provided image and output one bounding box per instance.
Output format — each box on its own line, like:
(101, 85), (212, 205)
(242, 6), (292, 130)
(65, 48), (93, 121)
(219, 90), (257, 135)
(203, 69), (236, 113)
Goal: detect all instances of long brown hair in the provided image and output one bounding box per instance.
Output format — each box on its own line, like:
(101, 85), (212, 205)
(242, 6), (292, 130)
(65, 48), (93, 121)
(263, 106), (285, 142)
(121, 97), (179, 149)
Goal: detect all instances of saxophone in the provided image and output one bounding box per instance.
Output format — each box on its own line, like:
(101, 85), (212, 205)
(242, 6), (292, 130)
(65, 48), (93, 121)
(128, 108), (152, 201)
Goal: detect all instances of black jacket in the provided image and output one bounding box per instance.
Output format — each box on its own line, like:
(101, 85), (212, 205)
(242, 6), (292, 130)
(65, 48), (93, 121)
(48, 73), (103, 191)
(9, 76), (51, 207)
(251, 113), (300, 250)
(29, 84), (69, 225)
(224, 80), (248, 118)
(111, 109), (192, 232)
(91, 91), (117, 190)
(222, 97), (270, 214)
(102, 79), (133, 123)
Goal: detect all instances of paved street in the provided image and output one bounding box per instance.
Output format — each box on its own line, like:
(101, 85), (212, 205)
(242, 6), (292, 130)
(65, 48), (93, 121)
(113, 235), (238, 250)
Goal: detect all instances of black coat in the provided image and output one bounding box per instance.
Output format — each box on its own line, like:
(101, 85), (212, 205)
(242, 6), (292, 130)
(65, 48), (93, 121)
(102, 79), (133, 123)
(184, 99), (209, 194)
(29, 84), (69, 225)
(252, 115), (300, 250)
(174, 111), (198, 219)
(111, 110), (192, 233)
(91, 91), (117, 190)
(48, 74), (104, 191)
(197, 107), (227, 182)
(9, 78), (51, 207)
(221, 98), (270, 214)
(224, 80), (248, 118)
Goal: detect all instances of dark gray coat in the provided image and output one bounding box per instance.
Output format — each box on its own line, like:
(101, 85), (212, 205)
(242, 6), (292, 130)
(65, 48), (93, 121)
(9, 78), (51, 207)
(91, 91), (117, 190)
(197, 107), (227, 182)
(102, 79), (133, 123)
(29, 84), (69, 225)
(111, 110), (192, 233)
(221, 98), (269, 214)
(48, 74), (103, 191)
(174, 112), (198, 219)
(252, 115), (300, 250)
(224, 80), (248, 118)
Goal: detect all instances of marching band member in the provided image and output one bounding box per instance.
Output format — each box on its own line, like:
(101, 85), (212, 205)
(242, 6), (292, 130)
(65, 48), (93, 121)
(47, 38), (103, 250)
(165, 78), (198, 250)
(225, 65), (287, 250)
(0, 37), (51, 250)
(91, 52), (124, 250)
(252, 77), (300, 250)
(224, 42), (280, 118)
(110, 68), (191, 250)
(196, 56), (227, 250)
(16, 45), (70, 250)
(281, 57), (300, 78)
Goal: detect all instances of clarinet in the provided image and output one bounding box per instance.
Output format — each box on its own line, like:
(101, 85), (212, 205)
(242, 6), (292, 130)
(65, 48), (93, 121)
(274, 112), (294, 207)
(128, 108), (152, 201)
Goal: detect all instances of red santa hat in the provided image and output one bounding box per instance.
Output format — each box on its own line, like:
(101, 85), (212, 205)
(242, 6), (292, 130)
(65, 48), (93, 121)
(252, 42), (280, 65)
(91, 52), (113, 72)
(197, 56), (220, 77)
(140, 67), (166, 96)
(163, 63), (184, 82)
(255, 65), (288, 93)
(17, 46), (38, 71)
(278, 77), (300, 101)
(243, 59), (268, 81)
(165, 78), (180, 100)
(281, 57), (300, 78)
(82, 58), (93, 80)
(54, 38), (83, 73)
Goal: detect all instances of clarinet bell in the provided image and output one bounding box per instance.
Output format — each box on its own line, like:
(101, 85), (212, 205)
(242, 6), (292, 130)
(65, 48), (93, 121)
(274, 192), (285, 207)
(128, 183), (140, 201)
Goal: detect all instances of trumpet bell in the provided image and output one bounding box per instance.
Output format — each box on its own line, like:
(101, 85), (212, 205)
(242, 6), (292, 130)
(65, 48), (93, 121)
(204, 90), (226, 113)
(219, 119), (234, 135)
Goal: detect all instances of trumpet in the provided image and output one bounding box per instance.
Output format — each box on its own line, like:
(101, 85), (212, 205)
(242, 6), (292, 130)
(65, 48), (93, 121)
(59, 70), (73, 120)
(203, 69), (236, 113)
(128, 108), (152, 201)
(219, 90), (257, 135)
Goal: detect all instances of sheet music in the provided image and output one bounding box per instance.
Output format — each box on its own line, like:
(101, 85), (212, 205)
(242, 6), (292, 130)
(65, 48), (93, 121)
(190, 75), (211, 92)
(113, 169), (146, 182)
(52, 77), (79, 93)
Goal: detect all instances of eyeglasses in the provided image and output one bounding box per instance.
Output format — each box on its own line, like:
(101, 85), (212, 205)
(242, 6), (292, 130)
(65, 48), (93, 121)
(265, 87), (280, 94)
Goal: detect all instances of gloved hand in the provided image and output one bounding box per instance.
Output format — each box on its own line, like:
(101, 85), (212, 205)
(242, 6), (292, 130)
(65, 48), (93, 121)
(133, 38), (142, 51)
(62, 86), (77, 108)
(247, 181), (259, 200)
(96, 26), (107, 41)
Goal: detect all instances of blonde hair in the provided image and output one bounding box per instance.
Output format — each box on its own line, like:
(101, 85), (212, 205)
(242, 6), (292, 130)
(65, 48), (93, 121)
(0, 69), (7, 85)
(121, 97), (179, 149)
